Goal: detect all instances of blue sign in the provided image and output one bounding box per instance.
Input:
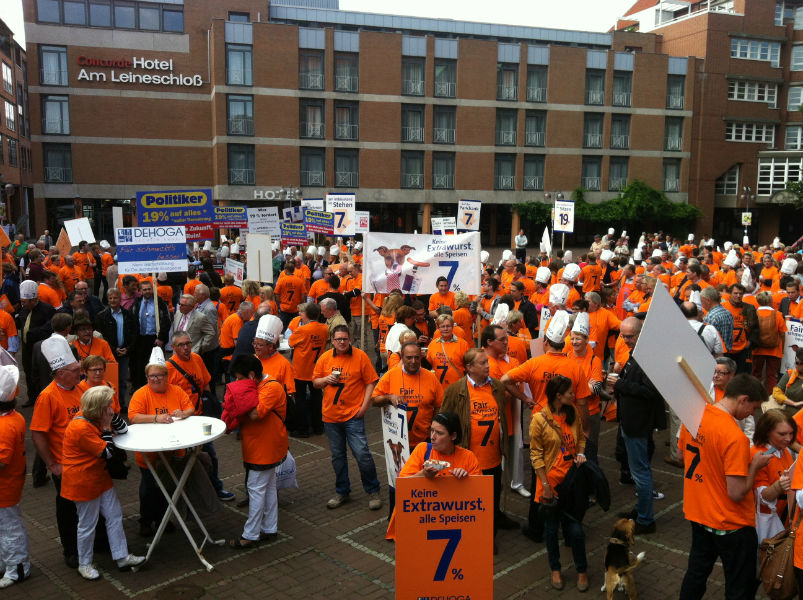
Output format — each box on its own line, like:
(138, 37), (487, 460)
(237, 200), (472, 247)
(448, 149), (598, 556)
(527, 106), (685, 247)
(136, 188), (213, 226)
(115, 226), (188, 274)
(303, 209), (334, 234)
(280, 222), (307, 247)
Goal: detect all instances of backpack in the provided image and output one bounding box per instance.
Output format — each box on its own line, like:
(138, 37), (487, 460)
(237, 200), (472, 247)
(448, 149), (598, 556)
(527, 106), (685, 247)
(757, 308), (780, 348)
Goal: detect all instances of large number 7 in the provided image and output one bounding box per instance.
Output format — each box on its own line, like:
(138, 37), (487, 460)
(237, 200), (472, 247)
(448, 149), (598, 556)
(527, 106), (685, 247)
(684, 444), (700, 480)
(438, 261), (459, 287)
(335, 211), (346, 228)
(427, 529), (462, 582)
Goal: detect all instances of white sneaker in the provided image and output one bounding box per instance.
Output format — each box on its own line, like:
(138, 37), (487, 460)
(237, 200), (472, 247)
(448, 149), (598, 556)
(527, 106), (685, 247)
(78, 564), (100, 580)
(0, 576), (16, 589)
(116, 554), (146, 571)
(511, 483), (531, 498)
(634, 490), (665, 500)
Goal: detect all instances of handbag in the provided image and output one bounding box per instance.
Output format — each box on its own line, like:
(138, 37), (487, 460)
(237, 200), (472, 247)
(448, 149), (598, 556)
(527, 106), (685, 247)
(759, 500), (802, 600)
(105, 444), (129, 480)
(275, 451), (298, 490)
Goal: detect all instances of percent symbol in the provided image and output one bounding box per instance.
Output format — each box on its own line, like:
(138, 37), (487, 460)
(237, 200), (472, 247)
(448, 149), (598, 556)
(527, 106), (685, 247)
(694, 474), (703, 483)
(451, 568), (464, 581)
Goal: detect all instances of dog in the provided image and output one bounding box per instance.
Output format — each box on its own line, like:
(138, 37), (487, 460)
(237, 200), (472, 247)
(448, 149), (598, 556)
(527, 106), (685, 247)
(387, 440), (404, 474)
(601, 518), (645, 600)
(374, 245), (416, 275)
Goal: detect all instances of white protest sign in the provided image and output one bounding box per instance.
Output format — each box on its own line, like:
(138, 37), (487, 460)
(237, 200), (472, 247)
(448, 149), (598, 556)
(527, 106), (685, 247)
(224, 257), (245, 287)
(247, 206), (281, 237)
(355, 211), (370, 234)
(301, 198), (325, 211)
(783, 319), (803, 372)
(457, 199), (481, 231)
(326, 193), (356, 236)
(553, 199), (575, 234)
(381, 405), (410, 487)
(442, 217), (457, 234)
(245, 233), (273, 284)
(64, 217), (96, 244)
(114, 226), (187, 274)
(537, 306), (551, 338)
(430, 217), (444, 235)
(633, 283), (714, 438)
(364, 232), (482, 295)
(540, 226), (552, 256)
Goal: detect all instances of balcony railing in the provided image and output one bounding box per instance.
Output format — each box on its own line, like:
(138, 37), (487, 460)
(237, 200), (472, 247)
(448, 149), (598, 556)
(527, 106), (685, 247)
(433, 128), (455, 143)
(402, 79), (425, 95)
(299, 72), (324, 89)
(228, 116), (254, 136)
(335, 123), (358, 140)
(612, 92), (632, 107)
(335, 74), (358, 92)
(43, 119), (68, 134)
(229, 168), (255, 185)
(497, 85), (518, 101)
(610, 134), (630, 149)
(495, 175), (515, 190)
(609, 177), (628, 191)
(301, 170), (325, 186)
(585, 89), (604, 105)
(434, 81), (456, 97)
(301, 122), (324, 138)
(666, 94), (685, 109)
(496, 130), (516, 145)
(664, 178), (680, 192)
(665, 137), (683, 151)
(402, 126), (424, 142)
(336, 171), (358, 187)
(527, 87), (547, 102)
(403, 173), (424, 188)
(523, 175), (544, 190)
(584, 133), (602, 148)
(525, 131), (545, 146)
(44, 167), (72, 183)
(40, 69), (67, 86)
(582, 176), (601, 190)
(433, 174), (454, 189)
(226, 69), (250, 85)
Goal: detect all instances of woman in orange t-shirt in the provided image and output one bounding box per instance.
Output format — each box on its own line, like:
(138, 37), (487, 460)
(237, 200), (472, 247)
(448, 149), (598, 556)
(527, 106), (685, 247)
(453, 291), (475, 346)
(751, 409), (795, 543)
(427, 315), (470, 391)
(752, 291), (787, 395)
(61, 386), (143, 579)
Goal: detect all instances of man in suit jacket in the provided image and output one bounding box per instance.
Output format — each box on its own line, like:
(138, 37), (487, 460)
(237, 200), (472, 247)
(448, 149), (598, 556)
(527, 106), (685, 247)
(16, 280), (56, 406)
(94, 287), (138, 406)
(170, 294), (216, 357)
(131, 280), (171, 390)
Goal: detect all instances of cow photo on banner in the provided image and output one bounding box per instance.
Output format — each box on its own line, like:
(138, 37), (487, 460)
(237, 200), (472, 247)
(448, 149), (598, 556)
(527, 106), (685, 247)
(363, 232), (482, 295)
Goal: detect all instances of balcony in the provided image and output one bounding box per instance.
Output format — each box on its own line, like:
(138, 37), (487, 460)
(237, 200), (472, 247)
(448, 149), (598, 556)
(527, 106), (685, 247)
(44, 167), (72, 183)
(495, 175), (515, 190)
(613, 92), (631, 107)
(523, 175), (544, 190)
(584, 133), (602, 148)
(582, 177), (601, 190)
(226, 69), (250, 85)
(43, 119), (68, 135)
(301, 123), (324, 139)
(664, 179), (680, 192)
(665, 137), (683, 151)
(336, 171), (358, 187)
(497, 85), (518, 101)
(609, 178), (628, 191)
(434, 81), (456, 97)
(433, 174), (454, 189)
(433, 128), (455, 144)
(229, 168), (255, 185)
(335, 123), (358, 140)
(40, 69), (67, 86)
(666, 94), (684, 109)
(610, 134), (630, 149)
(585, 90), (604, 105)
(301, 170), (325, 186)
(299, 72), (324, 90)
(335, 75), (358, 93)
(527, 87), (547, 102)
(402, 79), (424, 95)
(403, 173), (424, 188)
(496, 130), (516, 145)
(525, 131), (545, 146)
(402, 126), (425, 143)
(228, 116), (254, 136)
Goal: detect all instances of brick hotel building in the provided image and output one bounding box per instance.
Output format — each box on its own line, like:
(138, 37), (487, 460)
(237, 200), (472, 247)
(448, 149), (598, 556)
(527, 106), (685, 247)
(19, 0), (715, 244)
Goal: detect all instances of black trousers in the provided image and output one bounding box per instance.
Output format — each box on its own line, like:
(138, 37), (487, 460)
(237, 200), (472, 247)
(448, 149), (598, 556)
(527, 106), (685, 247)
(481, 463), (503, 535)
(726, 348), (751, 375)
(139, 467), (168, 527)
(679, 522), (758, 600)
(131, 334), (157, 390)
(52, 474), (78, 558)
(294, 379), (323, 434)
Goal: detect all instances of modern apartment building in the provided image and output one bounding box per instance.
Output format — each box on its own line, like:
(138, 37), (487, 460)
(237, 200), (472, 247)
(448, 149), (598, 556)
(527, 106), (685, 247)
(22, 0), (695, 244)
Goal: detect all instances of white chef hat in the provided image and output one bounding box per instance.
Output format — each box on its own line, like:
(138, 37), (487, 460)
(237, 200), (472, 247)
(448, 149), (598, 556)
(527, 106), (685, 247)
(773, 237), (782, 249)
(255, 314), (283, 343)
(781, 257), (798, 275)
(535, 266), (552, 284)
(99, 240), (110, 250)
(220, 235), (228, 244)
(600, 249), (614, 263)
(0, 365), (18, 402)
(563, 250), (573, 263)
(608, 227), (615, 236)
(687, 233), (694, 242)
(354, 242), (363, 251)
(42, 335), (77, 371)
(330, 245), (340, 256)
(306, 245), (316, 255)
(147, 347), (166, 369)
(633, 248), (643, 261)
(193, 242), (200, 252)
(621, 230), (627, 239)
(723, 251), (740, 268)
(480, 250), (489, 263)
(689, 290), (701, 306)
(549, 283), (570, 306)
(272, 240), (280, 251)
(282, 248), (291, 256)
(741, 268), (754, 291)
(545, 310), (570, 344)
(571, 311), (590, 337)
(231, 243), (240, 254)
(203, 241), (212, 251)
(563, 263), (581, 282)
(491, 303), (509, 325)
(502, 249), (513, 260)
(651, 249), (663, 258)
(317, 246), (326, 256)
(743, 235), (750, 246)
(705, 238), (715, 247)
(722, 241), (732, 251)
(20, 280), (38, 300)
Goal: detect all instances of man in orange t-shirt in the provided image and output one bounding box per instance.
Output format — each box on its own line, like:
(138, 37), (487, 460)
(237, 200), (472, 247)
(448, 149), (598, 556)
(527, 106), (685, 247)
(678, 374), (771, 598)
(312, 324), (381, 510)
(289, 302), (330, 436)
(752, 292), (787, 394)
(428, 277), (457, 318)
(426, 315), (471, 391)
(59, 255), (81, 294)
(274, 263), (306, 329)
(580, 256), (603, 293)
(219, 274), (244, 314)
(220, 301), (254, 374)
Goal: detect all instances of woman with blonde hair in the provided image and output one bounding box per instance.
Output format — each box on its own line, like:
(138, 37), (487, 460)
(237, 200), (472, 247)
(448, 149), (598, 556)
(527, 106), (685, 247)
(259, 286), (279, 315)
(453, 291), (475, 346)
(241, 280), (261, 309)
(377, 291), (404, 369)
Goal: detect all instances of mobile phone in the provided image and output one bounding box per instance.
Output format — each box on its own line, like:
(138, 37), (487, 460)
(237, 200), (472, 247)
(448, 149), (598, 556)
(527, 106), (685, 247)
(763, 445), (777, 455)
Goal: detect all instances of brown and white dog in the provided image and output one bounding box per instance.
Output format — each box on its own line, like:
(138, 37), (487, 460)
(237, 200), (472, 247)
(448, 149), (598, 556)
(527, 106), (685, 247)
(601, 518), (645, 600)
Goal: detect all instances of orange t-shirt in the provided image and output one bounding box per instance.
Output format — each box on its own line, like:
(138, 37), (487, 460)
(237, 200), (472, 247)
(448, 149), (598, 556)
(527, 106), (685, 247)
(488, 354), (520, 435)
(506, 334), (529, 365)
(71, 337), (116, 363)
(101, 252), (114, 276)
(752, 444), (794, 520)
(220, 285), (243, 313)
(307, 279), (329, 302)
(258, 351), (296, 394)
(157, 284), (173, 312)
(373, 366), (443, 446)
(428, 291), (456, 313)
(59, 265), (81, 293)
(220, 313), (244, 350)
(60, 415), (113, 502)
(565, 347), (603, 415)
(467, 378), (502, 470)
(38, 282), (62, 308)
(274, 274), (306, 313)
(127, 383), (194, 468)
(0, 309), (17, 351)
(722, 300), (749, 353)
(505, 352), (591, 412)
(580, 263), (603, 293)
(0, 410), (26, 507)
(184, 278), (201, 296)
(312, 347), (378, 423)
(614, 336), (631, 367)
(678, 403), (753, 530)
(288, 321), (329, 380)
(241, 378), (288, 467)
(427, 336), (471, 390)
(30, 380), (90, 465)
(587, 308), (621, 361)
(752, 307), (786, 358)
(346, 274), (363, 317)
(534, 412), (577, 502)
(378, 314), (395, 354)
(368, 294), (386, 329)
(72, 251), (95, 279)
(453, 307), (475, 345)
(167, 352), (211, 414)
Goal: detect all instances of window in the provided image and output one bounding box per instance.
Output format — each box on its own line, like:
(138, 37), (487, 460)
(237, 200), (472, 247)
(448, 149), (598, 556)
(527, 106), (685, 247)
(612, 72), (632, 107)
(37, 0), (60, 22)
(494, 154), (515, 190)
(581, 157), (601, 190)
(89, 1), (111, 27)
(609, 157), (628, 191)
(611, 114), (630, 149)
(402, 105), (425, 143)
(526, 66), (547, 102)
(496, 109), (517, 146)
(402, 58), (425, 96)
(523, 155), (544, 190)
(163, 8), (183, 32)
(227, 94), (254, 136)
(138, 5), (159, 30)
(727, 80), (778, 107)
(585, 69), (605, 105)
(524, 111), (545, 147)
(725, 122), (775, 144)
(7, 139), (17, 168)
(228, 144), (255, 185)
(794, 47), (803, 71)
(335, 102), (358, 140)
(228, 12), (250, 22)
(114, 2), (135, 28)
(227, 44), (252, 86)
(776, 1), (784, 26)
(663, 159), (680, 192)
(433, 106), (455, 144)
(731, 38), (781, 67)
(64, 0), (86, 25)
(42, 95), (70, 134)
(583, 113), (603, 148)
(4, 102), (15, 132)
(789, 86), (803, 111)
(715, 165), (740, 194)
(667, 75), (685, 109)
(300, 99), (324, 139)
(1, 63), (11, 94)
(299, 51), (324, 90)
(335, 149), (358, 188)
(432, 152), (455, 189)
(40, 45), (68, 86)
(786, 125), (803, 149)
(0, 137), (3, 164)
(334, 54), (358, 93)
(758, 156), (803, 195)
(434, 60), (456, 98)
(497, 64), (518, 100)
(797, 6), (803, 29)
(401, 151), (424, 188)
(301, 148), (325, 187)
(665, 117), (683, 151)
(43, 143), (72, 182)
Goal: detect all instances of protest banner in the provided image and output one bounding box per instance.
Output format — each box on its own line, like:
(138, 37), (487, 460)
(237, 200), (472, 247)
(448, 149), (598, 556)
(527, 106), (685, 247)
(224, 258), (245, 287)
(633, 283), (715, 437)
(185, 224), (214, 241)
(213, 206), (248, 228)
(303, 209), (334, 235)
(114, 226), (188, 275)
(395, 475), (493, 600)
(55, 228), (72, 259)
(782, 318), (803, 372)
(363, 232), (482, 295)
(136, 188), (213, 226)
(247, 206), (281, 237)
(326, 193), (356, 236)
(63, 217), (95, 244)
(430, 217), (444, 235)
(280, 222), (307, 247)
(457, 199), (481, 231)
(301, 198), (325, 211)
(246, 233), (273, 284)
(381, 405), (409, 488)
(282, 206), (304, 223)
(355, 210), (370, 234)
(553, 199), (575, 234)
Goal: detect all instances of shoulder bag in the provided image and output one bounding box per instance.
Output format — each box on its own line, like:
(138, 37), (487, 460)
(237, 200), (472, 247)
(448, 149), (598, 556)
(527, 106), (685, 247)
(167, 358), (222, 419)
(759, 497), (802, 600)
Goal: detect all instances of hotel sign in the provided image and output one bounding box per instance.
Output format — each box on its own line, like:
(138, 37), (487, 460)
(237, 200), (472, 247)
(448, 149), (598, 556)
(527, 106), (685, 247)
(76, 56), (203, 87)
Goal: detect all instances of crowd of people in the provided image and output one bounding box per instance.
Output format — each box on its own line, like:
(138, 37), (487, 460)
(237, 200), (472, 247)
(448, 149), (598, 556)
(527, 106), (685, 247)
(0, 226), (802, 597)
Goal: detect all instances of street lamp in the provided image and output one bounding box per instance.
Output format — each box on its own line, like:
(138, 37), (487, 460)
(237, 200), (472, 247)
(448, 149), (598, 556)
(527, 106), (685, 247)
(739, 186), (756, 245)
(279, 187), (303, 207)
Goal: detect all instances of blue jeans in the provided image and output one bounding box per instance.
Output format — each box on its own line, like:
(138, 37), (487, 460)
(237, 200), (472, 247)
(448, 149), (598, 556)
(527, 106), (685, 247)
(324, 417), (380, 496)
(544, 508), (587, 573)
(621, 428), (654, 525)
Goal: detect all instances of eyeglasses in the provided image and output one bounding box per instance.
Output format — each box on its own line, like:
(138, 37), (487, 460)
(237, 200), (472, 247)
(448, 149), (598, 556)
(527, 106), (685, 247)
(714, 370), (730, 376)
(86, 367), (105, 373)
(333, 337), (350, 342)
(147, 374), (166, 380)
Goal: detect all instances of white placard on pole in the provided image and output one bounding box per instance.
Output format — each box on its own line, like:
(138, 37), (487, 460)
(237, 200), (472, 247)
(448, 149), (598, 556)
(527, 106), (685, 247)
(224, 258), (245, 287)
(381, 405), (410, 487)
(326, 193), (356, 236)
(301, 198), (325, 211)
(457, 199), (481, 231)
(247, 206), (281, 237)
(64, 217), (96, 245)
(112, 207), (123, 233)
(355, 211), (370, 234)
(245, 233), (273, 284)
(782, 319), (803, 372)
(553, 200), (575, 234)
